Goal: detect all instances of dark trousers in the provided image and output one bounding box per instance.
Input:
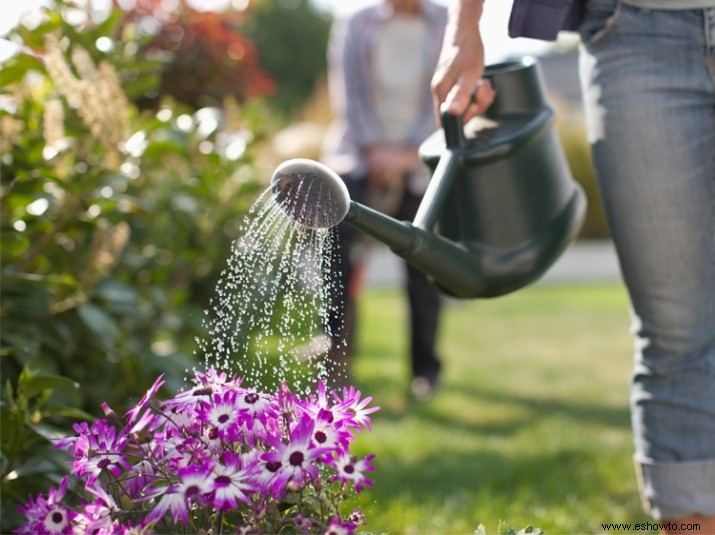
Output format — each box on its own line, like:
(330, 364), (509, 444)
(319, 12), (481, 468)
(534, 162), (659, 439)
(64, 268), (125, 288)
(327, 175), (443, 381)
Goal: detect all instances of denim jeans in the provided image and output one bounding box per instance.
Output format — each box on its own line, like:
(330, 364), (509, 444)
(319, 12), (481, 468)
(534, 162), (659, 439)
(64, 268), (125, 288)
(578, 0), (715, 520)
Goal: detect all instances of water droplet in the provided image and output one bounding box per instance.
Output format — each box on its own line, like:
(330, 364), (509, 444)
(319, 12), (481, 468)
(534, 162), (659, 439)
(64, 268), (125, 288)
(195, 184), (348, 391)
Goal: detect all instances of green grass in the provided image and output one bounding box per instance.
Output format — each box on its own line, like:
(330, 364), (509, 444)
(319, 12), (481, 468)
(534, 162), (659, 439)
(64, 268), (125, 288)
(344, 282), (654, 535)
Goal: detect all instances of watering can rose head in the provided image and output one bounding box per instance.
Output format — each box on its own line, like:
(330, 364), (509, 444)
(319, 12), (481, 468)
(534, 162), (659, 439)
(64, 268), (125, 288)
(16, 368), (379, 534)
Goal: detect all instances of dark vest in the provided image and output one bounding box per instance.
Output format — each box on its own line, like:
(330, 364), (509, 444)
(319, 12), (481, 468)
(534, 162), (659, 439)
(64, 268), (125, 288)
(509, 0), (584, 41)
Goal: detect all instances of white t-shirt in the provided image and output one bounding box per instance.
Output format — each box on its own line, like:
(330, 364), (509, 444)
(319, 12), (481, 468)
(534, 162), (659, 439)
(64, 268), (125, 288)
(373, 14), (430, 144)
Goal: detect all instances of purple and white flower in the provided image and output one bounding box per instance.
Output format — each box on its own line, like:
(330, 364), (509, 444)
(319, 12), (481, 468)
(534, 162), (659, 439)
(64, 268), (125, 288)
(15, 368), (379, 534)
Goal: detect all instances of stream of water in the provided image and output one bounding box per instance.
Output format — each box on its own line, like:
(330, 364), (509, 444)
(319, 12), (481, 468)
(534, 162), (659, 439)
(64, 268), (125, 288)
(195, 186), (346, 395)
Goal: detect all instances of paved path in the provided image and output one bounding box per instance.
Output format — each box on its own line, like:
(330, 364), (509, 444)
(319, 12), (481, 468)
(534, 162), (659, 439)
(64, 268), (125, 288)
(363, 239), (621, 288)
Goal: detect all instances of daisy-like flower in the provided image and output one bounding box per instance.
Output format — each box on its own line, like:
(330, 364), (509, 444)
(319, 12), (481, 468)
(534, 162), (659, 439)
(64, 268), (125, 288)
(299, 381), (354, 428)
(41, 505), (73, 534)
(16, 477), (75, 535)
(196, 390), (243, 441)
(277, 381), (298, 417)
(146, 464), (213, 525)
(261, 414), (327, 496)
(333, 385), (380, 431)
(235, 388), (278, 430)
(209, 452), (257, 510)
(330, 451), (375, 493)
(324, 516), (358, 535)
(125, 373), (165, 427)
(18, 368), (379, 534)
(159, 370), (225, 421)
(312, 408), (351, 452)
(123, 458), (157, 499)
(58, 419), (131, 487)
(74, 489), (118, 535)
(193, 367), (232, 390)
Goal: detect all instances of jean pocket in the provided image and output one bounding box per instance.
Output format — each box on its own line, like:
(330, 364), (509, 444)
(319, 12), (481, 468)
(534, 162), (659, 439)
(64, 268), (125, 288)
(579, 0), (623, 48)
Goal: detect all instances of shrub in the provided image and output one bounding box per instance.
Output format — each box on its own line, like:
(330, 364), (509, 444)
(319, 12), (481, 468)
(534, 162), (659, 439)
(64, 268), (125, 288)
(0, 3), (271, 529)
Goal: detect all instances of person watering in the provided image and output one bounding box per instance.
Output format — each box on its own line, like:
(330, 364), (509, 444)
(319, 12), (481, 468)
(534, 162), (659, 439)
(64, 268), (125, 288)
(321, 0), (448, 398)
(431, 0), (715, 532)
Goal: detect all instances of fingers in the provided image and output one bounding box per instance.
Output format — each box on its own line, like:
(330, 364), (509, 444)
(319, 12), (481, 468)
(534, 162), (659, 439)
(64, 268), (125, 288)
(431, 54), (479, 123)
(432, 73), (496, 125)
(469, 78), (496, 119)
(444, 72), (481, 117)
(430, 32), (491, 124)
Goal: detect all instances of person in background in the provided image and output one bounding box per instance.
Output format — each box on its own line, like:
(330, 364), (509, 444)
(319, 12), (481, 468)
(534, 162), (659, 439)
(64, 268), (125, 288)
(321, 0), (448, 398)
(431, 0), (715, 532)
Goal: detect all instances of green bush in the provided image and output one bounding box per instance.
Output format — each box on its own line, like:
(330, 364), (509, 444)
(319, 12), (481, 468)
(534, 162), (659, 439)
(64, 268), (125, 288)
(0, 4), (270, 528)
(243, 0), (332, 119)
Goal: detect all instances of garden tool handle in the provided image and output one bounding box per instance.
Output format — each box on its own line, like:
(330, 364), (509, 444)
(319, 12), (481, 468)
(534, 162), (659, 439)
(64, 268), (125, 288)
(440, 90), (479, 149)
(440, 103), (466, 149)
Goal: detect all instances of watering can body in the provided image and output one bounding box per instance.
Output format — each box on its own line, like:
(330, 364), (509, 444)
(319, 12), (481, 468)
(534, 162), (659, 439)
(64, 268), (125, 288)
(271, 57), (586, 298)
(343, 57), (587, 298)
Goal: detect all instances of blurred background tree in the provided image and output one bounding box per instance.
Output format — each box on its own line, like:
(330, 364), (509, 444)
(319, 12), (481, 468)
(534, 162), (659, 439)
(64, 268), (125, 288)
(128, 1), (277, 110)
(242, 0), (331, 119)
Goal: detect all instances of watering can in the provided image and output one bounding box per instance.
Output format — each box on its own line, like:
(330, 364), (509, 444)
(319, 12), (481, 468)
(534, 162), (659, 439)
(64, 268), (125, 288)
(271, 57), (587, 298)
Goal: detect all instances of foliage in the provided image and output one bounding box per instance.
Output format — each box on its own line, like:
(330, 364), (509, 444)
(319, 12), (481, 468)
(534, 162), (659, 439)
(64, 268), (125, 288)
(242, 0), (332, 119)
(1, 367), (94, 529)
(0, 2), (271, 530)
(127, 1), (277, 110)
(476, 522), (545, 535)
(14, 368), (378, 534)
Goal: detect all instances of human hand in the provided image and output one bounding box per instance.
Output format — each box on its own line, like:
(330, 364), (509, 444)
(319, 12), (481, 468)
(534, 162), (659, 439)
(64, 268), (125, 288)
(430, 0), (496, 124)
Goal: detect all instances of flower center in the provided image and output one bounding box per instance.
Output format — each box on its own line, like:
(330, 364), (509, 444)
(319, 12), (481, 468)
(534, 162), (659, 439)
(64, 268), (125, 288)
(244, 393), (259, 404)
(266, 461), (281, 473)
(218, 413), (230, 424)
(185, 484), (200, 497)
(289, 451), (304, 466)
(51, 511), (65, 525)
(215, 475), (231, 487)
(208, 428), (219, 440)
(343, 463), (355, 474)
(314, 430), (327, 444)
(97, 458), (111, 469)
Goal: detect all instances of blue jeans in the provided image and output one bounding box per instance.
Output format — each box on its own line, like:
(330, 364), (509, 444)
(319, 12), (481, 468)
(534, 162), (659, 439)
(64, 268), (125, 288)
(579, 0), (715, 520)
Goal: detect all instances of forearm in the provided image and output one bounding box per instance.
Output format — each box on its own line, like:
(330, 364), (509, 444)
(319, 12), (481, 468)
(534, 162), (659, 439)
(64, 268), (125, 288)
(446, 0), (484, 36)
(431, 0), (494, 121)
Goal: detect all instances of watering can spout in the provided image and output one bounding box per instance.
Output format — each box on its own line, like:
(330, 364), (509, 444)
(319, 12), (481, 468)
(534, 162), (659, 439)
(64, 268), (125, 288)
(270, 156), (585, 299)
(270, 158), (486, 297)
(270, 58), (587, 299)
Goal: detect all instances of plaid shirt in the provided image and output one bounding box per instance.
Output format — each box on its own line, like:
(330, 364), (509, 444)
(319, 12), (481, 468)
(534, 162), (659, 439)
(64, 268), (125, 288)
(321, 0), (448, 178)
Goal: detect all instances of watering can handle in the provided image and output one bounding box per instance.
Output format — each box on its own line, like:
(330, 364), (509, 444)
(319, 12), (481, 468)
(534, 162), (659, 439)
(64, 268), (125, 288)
(440, 103), (467, 149)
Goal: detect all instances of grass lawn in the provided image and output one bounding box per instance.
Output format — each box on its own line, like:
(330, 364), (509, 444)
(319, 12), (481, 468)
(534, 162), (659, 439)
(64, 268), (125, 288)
(345, 282), (655, 534)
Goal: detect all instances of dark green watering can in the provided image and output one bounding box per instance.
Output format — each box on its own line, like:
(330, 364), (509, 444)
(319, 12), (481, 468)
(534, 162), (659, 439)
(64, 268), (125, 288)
(271, 57), (587, 298)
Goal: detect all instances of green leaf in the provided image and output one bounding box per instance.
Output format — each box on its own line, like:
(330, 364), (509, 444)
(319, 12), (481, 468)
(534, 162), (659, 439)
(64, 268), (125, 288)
(4, 450), (69, 480)
(122, 73), (161, 100)
(77, 302), (119, 344)
(28, 421), (75, 441)
(19, 374), (79, 399)
(0, 54), (46, 88)
(0, 404), (23, 443)
(95, 279), (140, 306)
(52, 406), (94, 421)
